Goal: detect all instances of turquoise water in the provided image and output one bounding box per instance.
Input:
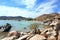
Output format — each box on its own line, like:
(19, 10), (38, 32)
(0, 20), (44, 39)
(0, 20), (44, 31)
(0, 20), (36, 32)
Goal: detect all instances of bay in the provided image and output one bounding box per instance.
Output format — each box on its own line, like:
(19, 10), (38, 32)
(0, 20), (44, 39)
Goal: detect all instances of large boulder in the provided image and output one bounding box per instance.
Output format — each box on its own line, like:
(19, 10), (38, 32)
(29, 34), (46, 40)
(8, 31), (20, 39)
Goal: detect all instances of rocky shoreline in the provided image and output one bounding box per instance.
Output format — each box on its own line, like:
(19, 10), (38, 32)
(1, 27), (60, 40)
(1, 15), (60, 40)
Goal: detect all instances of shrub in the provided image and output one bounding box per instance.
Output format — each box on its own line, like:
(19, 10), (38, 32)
(29, 23), (39, 30)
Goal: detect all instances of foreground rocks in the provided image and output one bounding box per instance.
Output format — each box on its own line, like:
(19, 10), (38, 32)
(1, 17), (60, 40)
(1, 27), (60, 40)
(29, 34), (46, 40)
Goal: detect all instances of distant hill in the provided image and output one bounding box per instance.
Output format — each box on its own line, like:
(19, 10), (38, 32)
(0, 16), (33, 21)
(35, 13), (60, 21)
(0, 13), (59, 21)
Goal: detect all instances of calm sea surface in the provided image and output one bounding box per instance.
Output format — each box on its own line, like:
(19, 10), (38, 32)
(0, 20), (44, 39)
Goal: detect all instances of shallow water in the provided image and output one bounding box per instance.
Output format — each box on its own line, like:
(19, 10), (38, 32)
(0, 20), (44, 39)
(0, 20), (35, 31)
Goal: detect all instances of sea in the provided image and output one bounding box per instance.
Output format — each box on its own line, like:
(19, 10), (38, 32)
(0, 20), (44, 39)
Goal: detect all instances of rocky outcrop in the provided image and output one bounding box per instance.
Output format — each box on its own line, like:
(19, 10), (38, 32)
(0, 23), (12, 32)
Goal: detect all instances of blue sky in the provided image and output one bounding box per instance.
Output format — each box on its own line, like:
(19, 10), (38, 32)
(0, 0), (60, 18)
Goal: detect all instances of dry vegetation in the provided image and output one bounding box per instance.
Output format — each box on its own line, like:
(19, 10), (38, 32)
(34, 13), (60, 21)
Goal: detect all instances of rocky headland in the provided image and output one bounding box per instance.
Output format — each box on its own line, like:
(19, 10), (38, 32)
(34, 13), (60, 21)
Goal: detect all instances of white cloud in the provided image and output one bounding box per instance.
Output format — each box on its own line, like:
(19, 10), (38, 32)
(0, 0), (58, 18)
(11, 0), (36, 9)
(23, 0), (36, 9)
(0, 5), (38, 18)
(35, 0), (57, 15)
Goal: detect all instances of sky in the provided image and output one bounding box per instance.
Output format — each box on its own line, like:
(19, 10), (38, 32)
(0, 0), (60, 18)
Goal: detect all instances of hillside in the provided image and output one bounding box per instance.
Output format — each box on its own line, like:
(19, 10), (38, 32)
(0, 16), (33, 21)
(35, 13), (60, 21)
